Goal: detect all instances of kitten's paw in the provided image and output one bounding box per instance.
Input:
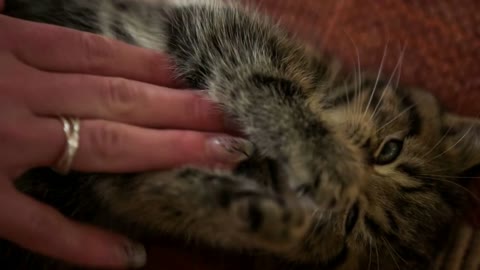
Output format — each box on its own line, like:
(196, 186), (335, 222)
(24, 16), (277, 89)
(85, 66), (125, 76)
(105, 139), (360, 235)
(231, 194), (311, 246)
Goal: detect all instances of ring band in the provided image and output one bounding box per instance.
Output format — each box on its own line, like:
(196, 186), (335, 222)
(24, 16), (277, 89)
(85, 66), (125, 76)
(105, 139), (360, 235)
(52, 116), (80, 175)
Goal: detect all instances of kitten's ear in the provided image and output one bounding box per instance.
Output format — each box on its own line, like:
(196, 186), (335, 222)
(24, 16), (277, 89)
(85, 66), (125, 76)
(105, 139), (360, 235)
(442, 113), (480, 173)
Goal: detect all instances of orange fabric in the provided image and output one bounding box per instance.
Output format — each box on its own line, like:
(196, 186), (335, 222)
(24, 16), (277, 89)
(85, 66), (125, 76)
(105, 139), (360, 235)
(244, 0), (480, 116)
(145, 0), (480, 268)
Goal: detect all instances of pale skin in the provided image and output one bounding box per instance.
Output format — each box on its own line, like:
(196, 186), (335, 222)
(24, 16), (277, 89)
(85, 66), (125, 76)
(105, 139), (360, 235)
(0, 2), (250, 268)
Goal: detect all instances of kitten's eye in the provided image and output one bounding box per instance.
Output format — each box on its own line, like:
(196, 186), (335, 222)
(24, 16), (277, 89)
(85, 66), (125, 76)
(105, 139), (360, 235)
(375, 139), (404, 165)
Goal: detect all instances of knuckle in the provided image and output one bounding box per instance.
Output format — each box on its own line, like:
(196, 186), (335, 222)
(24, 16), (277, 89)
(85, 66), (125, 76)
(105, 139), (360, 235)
(78, 32), (114, 72)
(144, 52), (164, 80)
(88, 122), (123, 161)
(188, 94), (215, 123)
(144, 52), (175, 85)
(0, 117), (27, 148)
(175, 131), (209, 159)
(103, 78), (144, 116)
(177, 130), (203, 146)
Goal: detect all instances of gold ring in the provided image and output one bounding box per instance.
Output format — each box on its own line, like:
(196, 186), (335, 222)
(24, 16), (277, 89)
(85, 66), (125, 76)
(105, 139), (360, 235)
(52, 116), (80, 175)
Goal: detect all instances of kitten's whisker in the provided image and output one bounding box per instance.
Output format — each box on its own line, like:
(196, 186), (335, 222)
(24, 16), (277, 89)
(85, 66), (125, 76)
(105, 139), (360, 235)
(368, 86), (386, 122)
(393, 43), (407, 90)
(368, 239), (373, 270)
(377, 105), (415, 131)
(369, 44), (405, 122)
(305, 208), (322, 243)
(354, 42), (363, 118)
(419, 173), (480, 180)
(346, 33), (363, 118)
(381, 237), (401, 270)
(418, 126), (453, 160)
(417, 175), (480, 202)
(374, 241), (380, 270)
(342, 81), (355, 128)
(344, 82), (351, 108)
(363, 43), (389, 120)
(382, 236), (408, 265)
(427, 125), (474, 163)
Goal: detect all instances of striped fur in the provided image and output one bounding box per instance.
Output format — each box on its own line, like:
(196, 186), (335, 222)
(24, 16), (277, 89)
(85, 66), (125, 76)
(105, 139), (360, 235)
(2, 0), (479, 269)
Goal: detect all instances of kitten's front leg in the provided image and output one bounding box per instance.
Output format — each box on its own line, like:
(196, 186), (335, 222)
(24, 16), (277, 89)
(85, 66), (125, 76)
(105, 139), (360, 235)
(94, 168), (312, 253)
(207, 68), (365, 210)
(155, 3), (364, 210)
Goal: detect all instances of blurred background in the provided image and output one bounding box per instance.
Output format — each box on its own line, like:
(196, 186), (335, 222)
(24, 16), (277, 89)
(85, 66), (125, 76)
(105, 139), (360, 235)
(242, 0), (480, 116)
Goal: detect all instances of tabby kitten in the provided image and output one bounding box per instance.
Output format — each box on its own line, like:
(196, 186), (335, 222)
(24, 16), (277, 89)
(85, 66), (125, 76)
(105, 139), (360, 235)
(2, 0), (479, 269)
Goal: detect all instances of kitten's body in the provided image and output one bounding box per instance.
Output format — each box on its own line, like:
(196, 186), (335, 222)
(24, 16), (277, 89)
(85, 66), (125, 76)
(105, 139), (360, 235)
(2, 0), (479, 269)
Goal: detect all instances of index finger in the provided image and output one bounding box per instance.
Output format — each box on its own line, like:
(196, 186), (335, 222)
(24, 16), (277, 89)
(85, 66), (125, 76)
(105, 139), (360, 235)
(0, 15), (181, 88)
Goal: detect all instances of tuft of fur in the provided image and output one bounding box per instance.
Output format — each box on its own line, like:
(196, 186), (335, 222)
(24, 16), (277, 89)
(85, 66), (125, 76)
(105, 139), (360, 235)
(2, 0), (479, 269)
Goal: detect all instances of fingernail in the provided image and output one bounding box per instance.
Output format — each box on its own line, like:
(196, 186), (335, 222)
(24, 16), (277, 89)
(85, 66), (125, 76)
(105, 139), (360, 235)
(208, 137), (255, 163)
(121, 241), (146, 268)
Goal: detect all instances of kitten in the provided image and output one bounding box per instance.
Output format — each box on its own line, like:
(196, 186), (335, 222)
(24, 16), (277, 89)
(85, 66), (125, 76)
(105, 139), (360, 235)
(2, 0), (479, 269)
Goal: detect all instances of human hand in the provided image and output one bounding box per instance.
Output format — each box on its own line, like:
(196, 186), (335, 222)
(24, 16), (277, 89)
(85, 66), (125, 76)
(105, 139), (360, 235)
(0, 12), (250, 269)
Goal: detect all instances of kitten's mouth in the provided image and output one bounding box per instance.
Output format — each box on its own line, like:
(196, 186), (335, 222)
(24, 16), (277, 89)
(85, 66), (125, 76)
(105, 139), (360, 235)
(236, 157), (360, 243)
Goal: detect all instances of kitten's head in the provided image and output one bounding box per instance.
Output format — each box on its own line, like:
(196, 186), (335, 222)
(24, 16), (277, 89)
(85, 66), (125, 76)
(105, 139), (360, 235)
(297, 76), (480, 267)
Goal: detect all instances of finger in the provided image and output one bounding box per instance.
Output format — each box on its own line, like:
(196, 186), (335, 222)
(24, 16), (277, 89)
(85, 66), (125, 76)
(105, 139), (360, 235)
(0, 15), (182, 88)
(22, 69), (230, 133)
(33, 118), (253, 172)
(0, 182), (146, 268)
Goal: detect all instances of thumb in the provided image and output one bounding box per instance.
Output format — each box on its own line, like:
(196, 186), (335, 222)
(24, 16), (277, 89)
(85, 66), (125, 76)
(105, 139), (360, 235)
(0, 182), (146, 268)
